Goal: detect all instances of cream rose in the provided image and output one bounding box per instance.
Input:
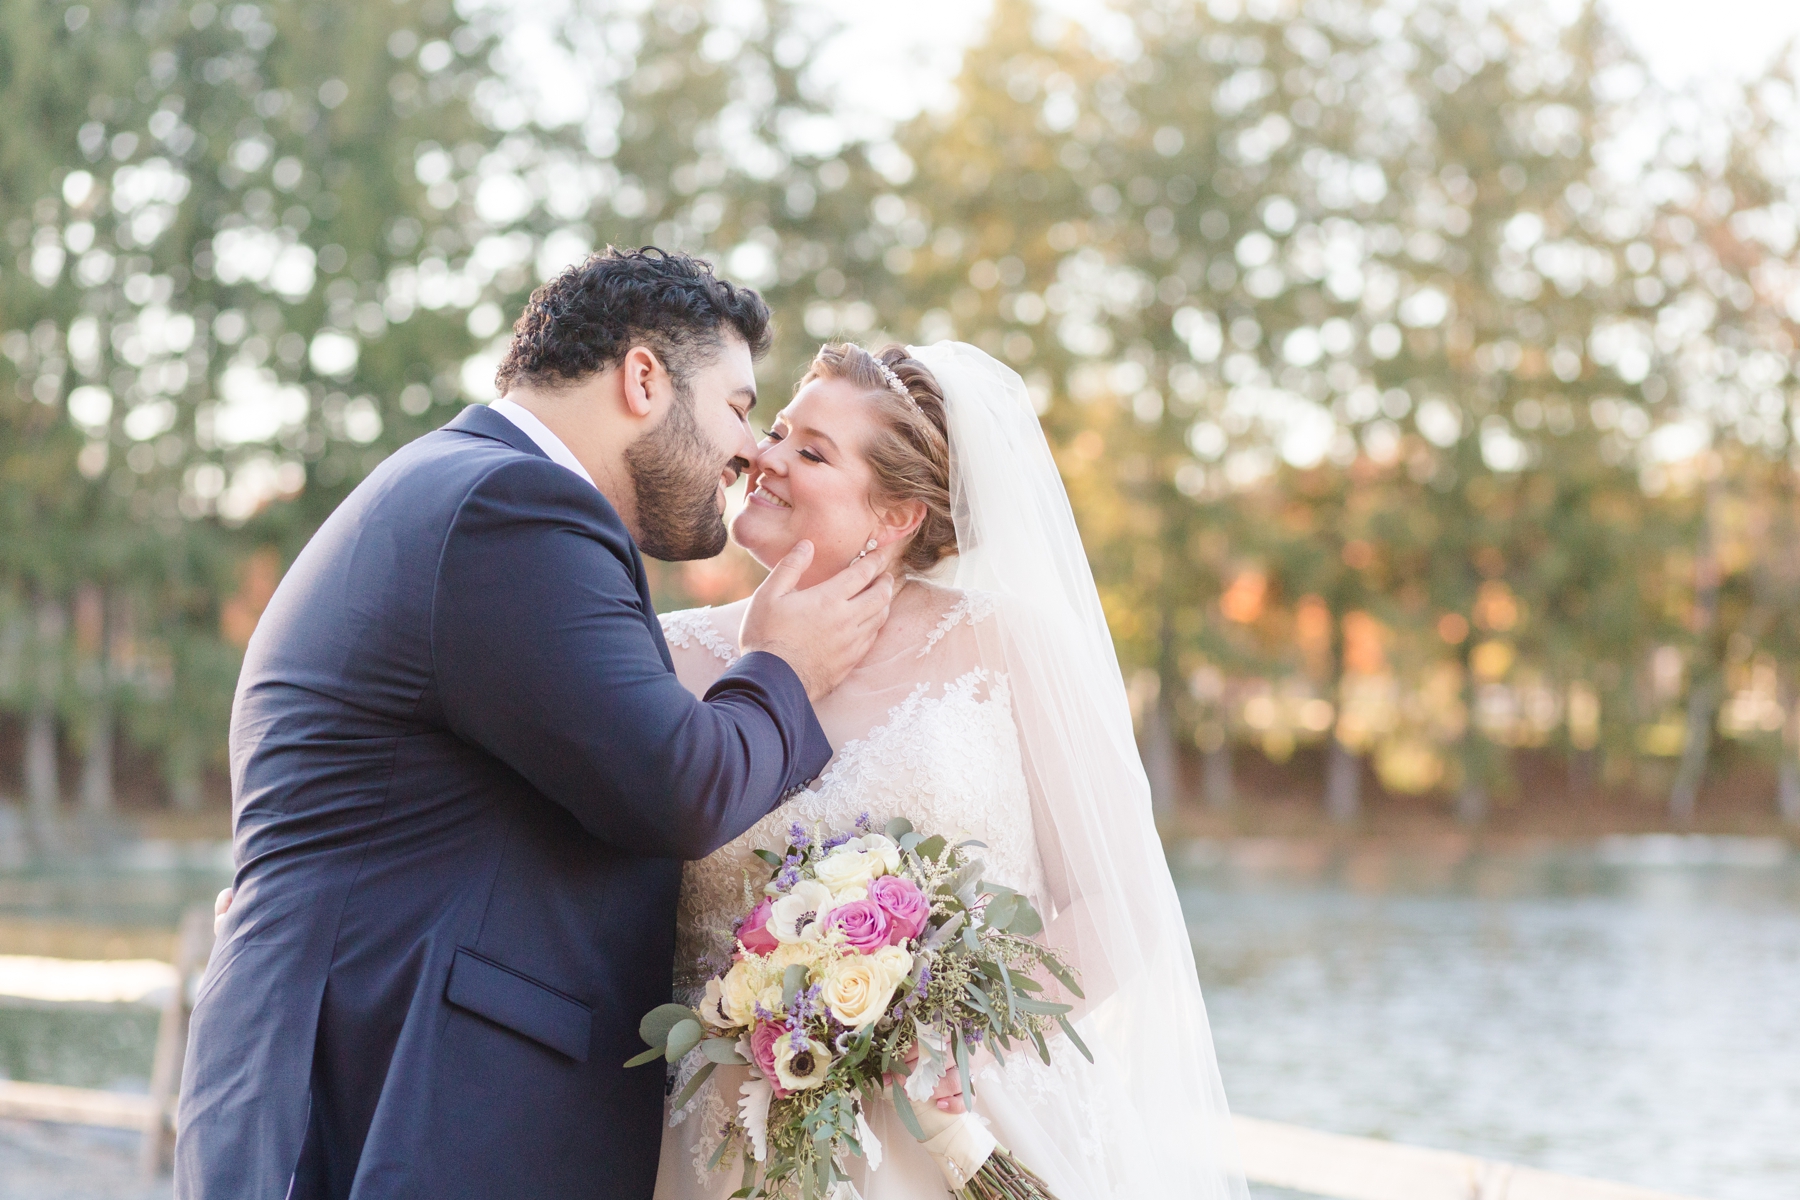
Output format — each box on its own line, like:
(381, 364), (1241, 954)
(814, 834), (900, 893)
(870, 945), (914, 989)
(719, 958), (767, 1026)
(821, 954), (905, 1028)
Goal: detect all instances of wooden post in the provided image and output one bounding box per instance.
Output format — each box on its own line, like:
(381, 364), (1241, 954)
(139, 905), (215, 1178)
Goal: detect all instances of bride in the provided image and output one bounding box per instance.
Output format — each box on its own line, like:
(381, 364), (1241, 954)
(653, 342), (1246, 1200)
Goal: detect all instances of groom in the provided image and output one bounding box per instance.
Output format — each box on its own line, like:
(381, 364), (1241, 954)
(176, 248), (893, 1199)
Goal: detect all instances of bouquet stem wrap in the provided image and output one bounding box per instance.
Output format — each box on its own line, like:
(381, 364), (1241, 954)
(910, 1106), (997, 1191)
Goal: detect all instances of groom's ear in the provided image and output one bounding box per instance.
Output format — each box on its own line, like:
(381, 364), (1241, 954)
(617, 345), (672, 421)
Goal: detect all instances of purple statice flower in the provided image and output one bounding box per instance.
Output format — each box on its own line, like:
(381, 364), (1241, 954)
(821, 829), (857, 852)
(912, 963), (933, 1000)
(775, 865), (801, 890)
(753, 1000), (776, 1023)
(788, 823), (813, 851)
(855, 811), (874, 833)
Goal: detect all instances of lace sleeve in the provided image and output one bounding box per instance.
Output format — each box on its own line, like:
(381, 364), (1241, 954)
(659, 606), (740, 697)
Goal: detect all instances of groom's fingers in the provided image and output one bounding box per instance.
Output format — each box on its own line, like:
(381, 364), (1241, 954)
(761, 539), (814, 597)
(820, 538), (901, 600)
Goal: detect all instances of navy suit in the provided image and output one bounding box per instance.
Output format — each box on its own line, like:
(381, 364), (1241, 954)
(176, 405), (830, 1199)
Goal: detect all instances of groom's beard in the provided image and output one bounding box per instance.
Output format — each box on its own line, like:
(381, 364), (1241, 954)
(624, 383), (731, 562)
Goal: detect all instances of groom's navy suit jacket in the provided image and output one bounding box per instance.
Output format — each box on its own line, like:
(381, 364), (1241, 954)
(175, 405), (830, 1200)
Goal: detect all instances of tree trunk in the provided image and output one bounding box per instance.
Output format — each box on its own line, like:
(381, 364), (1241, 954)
(1203, 739), (1234, 812)
(1456, 777), (1488, 825)
(1672, 488), (1722, 825)
(24, 705), (60, 842)
(80, 696), (115, 815)
(1144, 693), (1180, 826)
(166, 733), (204, 812)
(1325, 736), (1360, 824)
(1779, 664), (1800, 828)
(1668, 679), (1716, 826)
(26, 598), (64, 850)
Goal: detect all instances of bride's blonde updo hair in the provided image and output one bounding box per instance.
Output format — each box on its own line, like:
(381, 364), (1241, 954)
(797, 343), (956, 575)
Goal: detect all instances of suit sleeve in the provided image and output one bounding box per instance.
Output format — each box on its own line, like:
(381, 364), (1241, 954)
(431, 459), (831, 859)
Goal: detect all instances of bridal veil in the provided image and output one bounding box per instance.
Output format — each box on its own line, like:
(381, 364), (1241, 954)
(908, 341), (1248, 1200)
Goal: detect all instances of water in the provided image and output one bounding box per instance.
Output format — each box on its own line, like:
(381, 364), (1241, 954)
(1175, 835), (1800, 1200)
(0, 837), (1793, 1200)
(0, 842), (230, 1093)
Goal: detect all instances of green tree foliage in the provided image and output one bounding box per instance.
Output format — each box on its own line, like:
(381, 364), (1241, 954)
(2, 0), (1797, 832)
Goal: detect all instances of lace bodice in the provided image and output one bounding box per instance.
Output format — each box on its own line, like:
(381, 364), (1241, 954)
(661, 591), (1047, 990)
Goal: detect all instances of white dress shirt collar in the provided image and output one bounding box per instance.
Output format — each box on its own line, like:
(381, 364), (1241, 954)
(487, 398), (597, 490)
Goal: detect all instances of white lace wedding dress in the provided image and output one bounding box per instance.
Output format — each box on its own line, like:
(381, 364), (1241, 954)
(648, 341), (1245, 1200)
(652, 587), (1125, 1199)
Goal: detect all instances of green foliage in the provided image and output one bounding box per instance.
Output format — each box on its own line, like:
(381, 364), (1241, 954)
(2, 0), (1797, 822)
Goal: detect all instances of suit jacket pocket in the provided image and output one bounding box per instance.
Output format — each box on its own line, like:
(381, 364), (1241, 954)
(444, 947), (593, 1062)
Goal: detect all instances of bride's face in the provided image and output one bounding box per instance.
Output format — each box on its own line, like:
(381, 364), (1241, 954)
(733, 378), (916, 588)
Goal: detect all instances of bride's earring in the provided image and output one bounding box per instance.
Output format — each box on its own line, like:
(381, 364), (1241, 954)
(854, 537), (877, 561)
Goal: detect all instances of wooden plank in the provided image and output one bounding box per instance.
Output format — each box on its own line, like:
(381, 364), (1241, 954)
(1233, 1116), (1705, 1200)
(139, 905), (214, 1178)
(0, 1079), (154, 1131)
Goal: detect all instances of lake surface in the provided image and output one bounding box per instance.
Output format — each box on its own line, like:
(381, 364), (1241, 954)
(1174, 835), (1800, 1200)
(0, 836), (1793, 1200)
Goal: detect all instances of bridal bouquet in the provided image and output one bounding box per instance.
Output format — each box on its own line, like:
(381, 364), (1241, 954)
(628, 814), (1087, 1200)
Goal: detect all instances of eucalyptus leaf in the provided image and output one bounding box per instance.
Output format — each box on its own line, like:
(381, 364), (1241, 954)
(1058, 1013), (1095, 1063)
(1007, 899), (1044, 936)
(672, 1059), (717, 1110)
(983, 894), (1018, 931)
(976, 882), (1016, 903)
(1030, 1025), (1052, 1064)
(665, 1018), (705, 1063)
(782, 963), (808, 1009)
(639, 1002), (700, 1050)
(1044, 956), (1086, 1000)
(963, 981), (995, 1019)
(623, 1045), (664, 1069)
(898, 831), (924, 852)
(701, 1037), (748, 1065)
(1012, 994), (1074, 1016)
(956, 839), (989, 849)
(914, 834), (948, 861)
(884, 817), (914, 841)
(954, 1029), (975, 1104)
(890, 1079), (927, 1140)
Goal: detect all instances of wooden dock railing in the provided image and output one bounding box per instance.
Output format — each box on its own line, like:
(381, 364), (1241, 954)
(0, 925), (1712, 1199)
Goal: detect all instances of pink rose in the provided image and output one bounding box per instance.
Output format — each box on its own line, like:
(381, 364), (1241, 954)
(737, 899), (779, 956)
(868, 875), (929, 945)
(826, 898), (890, 955)
(749, 1021), (790, 1096)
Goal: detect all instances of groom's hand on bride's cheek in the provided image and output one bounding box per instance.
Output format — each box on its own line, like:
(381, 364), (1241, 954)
(740, 539), (898, 700)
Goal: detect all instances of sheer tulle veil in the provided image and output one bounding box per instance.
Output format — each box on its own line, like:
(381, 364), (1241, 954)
(908, 342), (1247, 1200)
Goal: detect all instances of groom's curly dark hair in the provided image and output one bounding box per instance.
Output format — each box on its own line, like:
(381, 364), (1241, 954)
(494, 246), (771, 395)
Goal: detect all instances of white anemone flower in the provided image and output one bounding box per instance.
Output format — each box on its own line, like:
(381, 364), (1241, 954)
(769, 879), (834, 943)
